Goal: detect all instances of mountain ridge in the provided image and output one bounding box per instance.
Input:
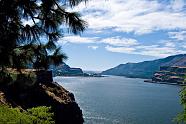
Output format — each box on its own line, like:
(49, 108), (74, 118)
(102, 54), (186, 79)
(50, 63), (84, 76)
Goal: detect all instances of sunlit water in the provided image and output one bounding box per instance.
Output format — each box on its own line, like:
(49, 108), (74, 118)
(54, 76), (182, 124)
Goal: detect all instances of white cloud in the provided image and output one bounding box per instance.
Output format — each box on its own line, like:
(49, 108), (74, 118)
(59, 35), (186, 58)
(168, 31), (186, 41)
(101, 37), (139, 47)
(105, 44), (186, 57)
(72, 0), (186, 34)
(164, 42), (175, 47)
(88, 45), (98, 50)
(59, 35), (98, 44)
(21, 18), (40, 26)
(182, 45), (186, 49)
(59, 35), (139, 47)
(22, 19), (35, 26)
(105, 45), (136, 54)
(136, 45), (184, 57)
(170, 0), (186, 11)
(159, 40), (176, 47)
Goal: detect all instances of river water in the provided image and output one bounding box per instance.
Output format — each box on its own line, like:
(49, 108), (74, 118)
(54, 76), (182, 124)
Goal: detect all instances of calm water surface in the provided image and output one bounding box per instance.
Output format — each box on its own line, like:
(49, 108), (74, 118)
(54, 76), (182, 124)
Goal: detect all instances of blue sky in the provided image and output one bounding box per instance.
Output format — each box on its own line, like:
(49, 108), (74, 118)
(57, 0), (186, 71)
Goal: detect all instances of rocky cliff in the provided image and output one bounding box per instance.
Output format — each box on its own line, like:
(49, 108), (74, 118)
(0, 82), (84, 124)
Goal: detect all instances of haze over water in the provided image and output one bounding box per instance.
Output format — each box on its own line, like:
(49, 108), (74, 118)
(54, 76), (182, 124)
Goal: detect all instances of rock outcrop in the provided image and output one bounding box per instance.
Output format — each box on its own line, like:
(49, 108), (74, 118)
(152, 66), (186, 84)
(0, 82), (84, 124)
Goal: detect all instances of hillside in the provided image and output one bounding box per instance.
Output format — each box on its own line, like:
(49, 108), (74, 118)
(50, 63), (84, 76)
(102, 54), (186, 79)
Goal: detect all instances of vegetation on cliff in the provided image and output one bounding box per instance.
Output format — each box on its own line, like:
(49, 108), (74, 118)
(0, 76), (84, 124)
(0, 106), (54, 124)
(174, 87), (186, 124)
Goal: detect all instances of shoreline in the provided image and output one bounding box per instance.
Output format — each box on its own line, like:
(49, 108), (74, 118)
(53, 75), (106, 78)
(144, 79), (186, 86)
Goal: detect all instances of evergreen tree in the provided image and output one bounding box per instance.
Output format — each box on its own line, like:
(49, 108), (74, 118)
(0, 0), (87, 71)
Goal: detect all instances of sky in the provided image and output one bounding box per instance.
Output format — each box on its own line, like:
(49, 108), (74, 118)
(57, 0), (186, 71)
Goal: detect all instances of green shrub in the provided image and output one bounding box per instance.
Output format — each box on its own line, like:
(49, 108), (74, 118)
(174, 87), (186, 124)
(0, 105), (54, 124)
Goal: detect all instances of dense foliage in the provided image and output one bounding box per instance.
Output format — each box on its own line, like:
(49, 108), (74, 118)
(0, 0), (87, 71)
(175, 87), (186, 123)
(0, 105), (54, 124)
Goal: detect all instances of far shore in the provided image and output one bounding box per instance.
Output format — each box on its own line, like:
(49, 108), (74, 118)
(53, 75), (106, 78)
(144, 79), (186, 86)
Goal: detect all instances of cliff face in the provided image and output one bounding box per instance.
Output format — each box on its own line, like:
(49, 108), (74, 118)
(0, 82), (84, 124)
(152, 66), (186, 84)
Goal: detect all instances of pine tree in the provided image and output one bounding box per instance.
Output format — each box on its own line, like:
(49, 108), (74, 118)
(0, 0), (87, 71)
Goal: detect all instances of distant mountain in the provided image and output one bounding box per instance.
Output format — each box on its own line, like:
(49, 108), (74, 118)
(50, 63), (84, 76)
(102, 54), (186, 79)
(83, 70), (102, 74)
